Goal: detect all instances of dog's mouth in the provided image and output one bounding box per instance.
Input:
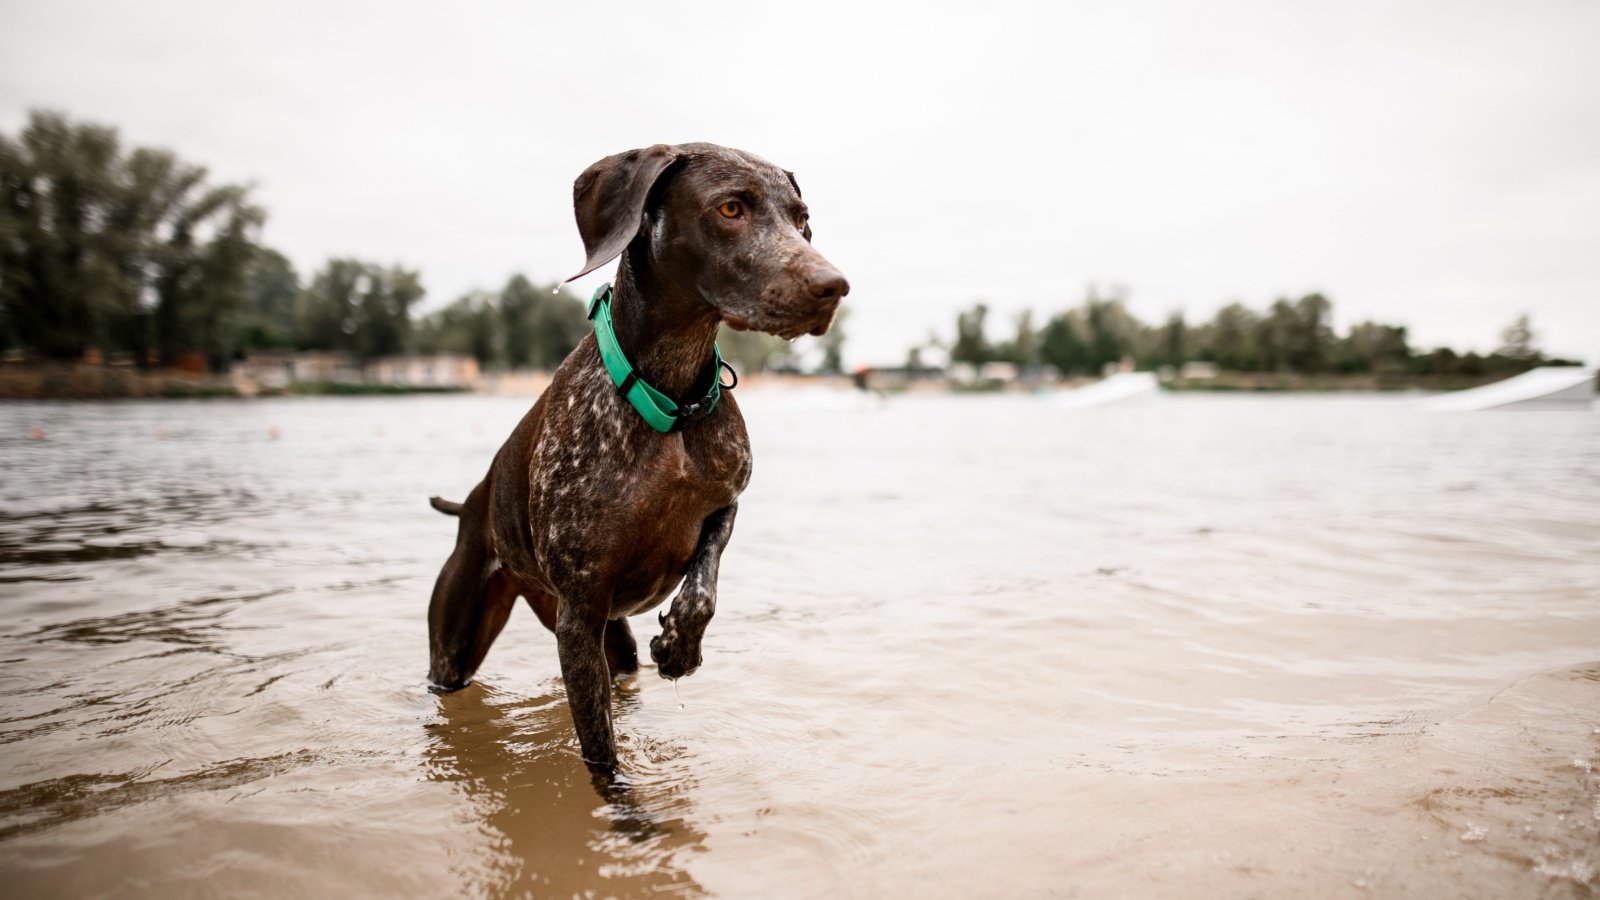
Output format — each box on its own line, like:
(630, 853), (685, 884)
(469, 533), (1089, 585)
(720, 302), (838, 341)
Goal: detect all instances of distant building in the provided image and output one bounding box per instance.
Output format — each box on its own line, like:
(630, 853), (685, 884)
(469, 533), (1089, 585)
(1179, 360), (1219, 380)
(235, 351), (481, 390)
(288, 352), (362, 384)
(983, 361), (1019, 382)
(234, 351), (295, 389)
(1102, 357), (1136, 377)
(365, 354), (479, 388)
(947, 361), (1018, 386)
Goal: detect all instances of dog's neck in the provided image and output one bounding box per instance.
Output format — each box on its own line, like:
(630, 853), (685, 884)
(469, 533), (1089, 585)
(609, 251), (722, 400)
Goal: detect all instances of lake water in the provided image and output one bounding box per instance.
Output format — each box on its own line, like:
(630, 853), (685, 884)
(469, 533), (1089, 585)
(1, 391), (1597, 898)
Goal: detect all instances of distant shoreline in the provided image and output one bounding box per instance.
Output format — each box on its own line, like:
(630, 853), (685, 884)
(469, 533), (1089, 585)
(0, 364), (470, 400)
(0, 362), (1547, 401)
(1160, 371), (1515, 393)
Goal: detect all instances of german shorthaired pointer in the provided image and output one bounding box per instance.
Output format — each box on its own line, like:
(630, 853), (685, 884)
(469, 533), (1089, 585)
(426, 143), (848, 777)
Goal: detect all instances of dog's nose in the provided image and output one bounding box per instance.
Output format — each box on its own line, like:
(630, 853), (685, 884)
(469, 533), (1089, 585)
(806, 268), (850, 302)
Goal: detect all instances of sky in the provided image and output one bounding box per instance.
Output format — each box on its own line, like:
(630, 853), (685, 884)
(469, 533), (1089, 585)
(3, 0), (1597, 365)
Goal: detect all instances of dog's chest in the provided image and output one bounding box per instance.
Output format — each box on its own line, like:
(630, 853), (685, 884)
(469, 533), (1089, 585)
(524, 380), (748, 591)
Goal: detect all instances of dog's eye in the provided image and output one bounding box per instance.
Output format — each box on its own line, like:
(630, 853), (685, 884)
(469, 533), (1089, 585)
(717, 201), (744, 219)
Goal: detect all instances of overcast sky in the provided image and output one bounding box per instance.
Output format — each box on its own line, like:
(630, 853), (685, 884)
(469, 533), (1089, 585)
(3, 0), (1597, 365)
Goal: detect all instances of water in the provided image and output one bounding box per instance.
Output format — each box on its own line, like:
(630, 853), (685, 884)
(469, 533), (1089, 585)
(1, 392), (1597, 898)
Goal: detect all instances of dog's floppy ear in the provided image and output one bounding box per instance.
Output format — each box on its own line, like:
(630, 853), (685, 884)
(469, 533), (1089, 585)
(565, 144), (682, 282)
(783, 170), (802, 198)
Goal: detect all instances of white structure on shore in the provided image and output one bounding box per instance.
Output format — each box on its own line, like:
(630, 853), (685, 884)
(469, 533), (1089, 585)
(1055, 371), (1161, 408)
(1423, 366), (1596, 411)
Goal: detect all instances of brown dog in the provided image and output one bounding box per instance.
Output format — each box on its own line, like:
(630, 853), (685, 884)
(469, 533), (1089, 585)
(427, 144), (848, 776)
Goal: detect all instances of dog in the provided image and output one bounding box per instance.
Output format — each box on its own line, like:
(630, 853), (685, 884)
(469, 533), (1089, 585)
(426, 143), (848, 776)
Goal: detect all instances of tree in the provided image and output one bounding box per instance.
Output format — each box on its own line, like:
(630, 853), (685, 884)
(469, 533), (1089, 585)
(1341, 321), (1408, 373)
(951, 303), (992, 366)
(0, 112), (123, 360)
(0, 110), (265, 368)
(1497, 314), (1537, 361)
(1290, 293), (1335, 373)
(1207, 303), (1259, 370)
(236, 248), (299, 353)
(526, 282), (589, 369)
(1255, 298), (1299, 371)
(1040, 310), (1091, 375)
(1158, 312), (1187, 368)
(1081, 286), (1139, 372)
(295, 259), (422, 362)
(154, 183), (264, 369)
(413, 292), (496, 366)
(352, 266), (422, 361)
(499, 274), (539, 369)
(1000, 309), (1041, 371)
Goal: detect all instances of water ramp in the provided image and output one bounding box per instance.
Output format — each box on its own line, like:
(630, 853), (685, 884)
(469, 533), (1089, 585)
(1423, 366), (1596, 411)
(1056, 371), (1161, 408)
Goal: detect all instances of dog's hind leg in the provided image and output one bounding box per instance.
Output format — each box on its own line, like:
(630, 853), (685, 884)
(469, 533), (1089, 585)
(604, 618), (639, 675)
(427, 486), (517, 691)
(650, 504), (737, 679)
(524, 591), (559, 633)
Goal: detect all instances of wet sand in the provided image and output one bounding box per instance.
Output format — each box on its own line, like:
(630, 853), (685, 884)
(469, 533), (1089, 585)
(1, 393), (1596, 897)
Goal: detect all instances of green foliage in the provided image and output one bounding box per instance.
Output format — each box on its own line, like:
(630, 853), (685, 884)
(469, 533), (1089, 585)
(1205, 302), (1260, 370)
(526, 282), (591, 369)
(497, 275), (590, 370)
(411, 292), (495, 364)
(235, 248), (299, 353)
(1040, 311), (1091, 374)
(293, 259), (423, 362)
(1033, 286), (1140, 375)
(413, 277), (588, 370)
(499, 275), (539, 369)
(1156, 312), (1187, 367)
(938, 285), (1556, 381)
(997, 309), (1041, 370)
(950, 303), (993, 366)
(0, 110), (264, 367)
(1339, 321), (1409, 373)
(1497, 314), (1536, 361)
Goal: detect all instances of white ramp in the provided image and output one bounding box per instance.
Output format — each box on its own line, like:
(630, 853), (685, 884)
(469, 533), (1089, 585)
(1056, 371), (1161, 408)
(1423, 366), (1596, 411)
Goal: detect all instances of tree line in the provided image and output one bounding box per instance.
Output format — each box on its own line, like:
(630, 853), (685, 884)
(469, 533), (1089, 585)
(1, 110), (816, 374)
(933, 286), (1568, 379)
(5, 111), (1566, 382)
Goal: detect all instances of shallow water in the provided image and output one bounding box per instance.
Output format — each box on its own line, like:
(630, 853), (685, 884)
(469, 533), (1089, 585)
(1, 392), (1597, 899)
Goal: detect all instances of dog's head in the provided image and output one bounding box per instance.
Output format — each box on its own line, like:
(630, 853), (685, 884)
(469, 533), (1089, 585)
(566, 143), (848, 339)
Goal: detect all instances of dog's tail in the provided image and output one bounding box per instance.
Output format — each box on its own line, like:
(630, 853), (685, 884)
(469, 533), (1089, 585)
(428, 496), (463, 516)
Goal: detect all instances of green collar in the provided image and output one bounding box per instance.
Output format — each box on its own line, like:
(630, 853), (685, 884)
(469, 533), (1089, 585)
(587, 283), (733, 433)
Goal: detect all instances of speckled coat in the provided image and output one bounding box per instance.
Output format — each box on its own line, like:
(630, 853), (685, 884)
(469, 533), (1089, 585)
(425, 143), (847, 776)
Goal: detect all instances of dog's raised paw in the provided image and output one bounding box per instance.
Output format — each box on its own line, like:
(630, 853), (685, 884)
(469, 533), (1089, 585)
(649, 633), (702, 679)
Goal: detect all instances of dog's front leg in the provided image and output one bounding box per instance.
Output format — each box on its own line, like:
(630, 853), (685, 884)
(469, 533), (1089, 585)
(651, 504), (738, 679)
(555, 597), (618, 773)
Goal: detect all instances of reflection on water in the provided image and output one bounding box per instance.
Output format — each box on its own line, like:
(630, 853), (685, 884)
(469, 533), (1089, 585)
(425, 682), (706, 897)
(0, 393), (1596, 897)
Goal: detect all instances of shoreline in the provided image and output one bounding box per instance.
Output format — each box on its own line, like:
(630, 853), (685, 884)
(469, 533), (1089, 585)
(0, 363), (1562, 401)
